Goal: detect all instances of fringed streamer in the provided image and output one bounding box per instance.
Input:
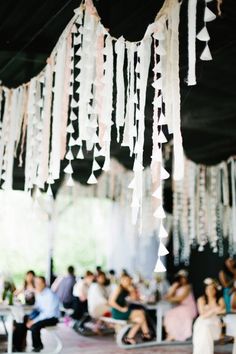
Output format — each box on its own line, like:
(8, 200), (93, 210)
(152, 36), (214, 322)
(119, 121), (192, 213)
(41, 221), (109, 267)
(173, 155), (236, 264)
(197, 1), (217, 61)
(0, 0), (188, 273)
(187, 0), (197, 86)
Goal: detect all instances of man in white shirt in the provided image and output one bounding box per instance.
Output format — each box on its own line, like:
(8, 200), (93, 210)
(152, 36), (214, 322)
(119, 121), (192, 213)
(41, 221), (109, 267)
(13, 276), (60, 352)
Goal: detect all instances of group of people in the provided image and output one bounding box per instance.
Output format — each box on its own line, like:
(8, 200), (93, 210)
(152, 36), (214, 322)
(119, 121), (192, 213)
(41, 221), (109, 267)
(3, 257), (236, 353)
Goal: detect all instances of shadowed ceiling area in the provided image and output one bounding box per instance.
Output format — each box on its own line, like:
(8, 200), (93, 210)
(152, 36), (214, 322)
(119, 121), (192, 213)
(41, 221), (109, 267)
(0, 0), (235, 191)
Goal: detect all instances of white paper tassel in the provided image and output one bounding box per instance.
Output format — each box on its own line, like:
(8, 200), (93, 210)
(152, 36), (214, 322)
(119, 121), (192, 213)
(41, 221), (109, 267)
(87, 173), (97, 184)
(152, 185), (162, 199)
(66, 174), (74, 186)
(158, 242), (169, 256)
(160, 166), (170, 180)
(92, 159), (101, 171)
(154, 257), (166, 272)
(76, 148), (84, 159)
(66, 123), (75, 133)
(69, 136), (77, 147)
(197, 26), (210, 41)
(70, 111), (77, 121)
(65, 150), (74, 160)
(154, 205), (166, 219)
(158, 130), (168, 144)
(200, 44), (212, 61)
(204, 6), (216, 22)
(64, 163), (73, 174)
(159, 222), (168, 238)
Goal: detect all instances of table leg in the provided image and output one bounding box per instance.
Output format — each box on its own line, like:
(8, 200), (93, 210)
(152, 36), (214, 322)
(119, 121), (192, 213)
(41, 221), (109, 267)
(156, 307), (163, 343)
(7, 314), (13, 354)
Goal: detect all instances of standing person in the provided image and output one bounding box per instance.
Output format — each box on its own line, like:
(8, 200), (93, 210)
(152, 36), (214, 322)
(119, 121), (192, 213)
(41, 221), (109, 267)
(219, 257), (236, 312)
(13, 276), (60, 353)
(192, 278), (225, 354)
(109, 274), (153, 345)
(15, 270), (35, 305)
(52, 266), (76, 309)
(164, 269), (197, 341)
(72, 271), (95, 320)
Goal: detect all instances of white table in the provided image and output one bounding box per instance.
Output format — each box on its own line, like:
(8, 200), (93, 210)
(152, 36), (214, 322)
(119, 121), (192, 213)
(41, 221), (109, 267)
(0, 304), (33, 353)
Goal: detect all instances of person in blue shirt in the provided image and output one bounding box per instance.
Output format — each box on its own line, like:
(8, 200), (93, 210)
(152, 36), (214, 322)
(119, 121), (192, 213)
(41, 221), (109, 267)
(13, 276), (60, 352)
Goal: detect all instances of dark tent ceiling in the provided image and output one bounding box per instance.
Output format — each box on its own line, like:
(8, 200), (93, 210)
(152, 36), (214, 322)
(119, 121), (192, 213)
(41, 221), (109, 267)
(0, 0), (236, 191)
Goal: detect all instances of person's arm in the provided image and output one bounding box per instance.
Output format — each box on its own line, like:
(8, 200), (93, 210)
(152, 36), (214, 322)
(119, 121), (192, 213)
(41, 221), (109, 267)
(219, 270), (231, 288)
(109, 287), (128, 312)
(198, 296), (225, 318)
(14, 287), (24, 296)
(168, 285), (191, 304)
(164, 282), (179, 300)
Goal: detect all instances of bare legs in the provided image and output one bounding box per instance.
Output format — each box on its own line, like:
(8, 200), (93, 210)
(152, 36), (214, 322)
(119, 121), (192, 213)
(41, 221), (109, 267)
(125, 309), (150, 344)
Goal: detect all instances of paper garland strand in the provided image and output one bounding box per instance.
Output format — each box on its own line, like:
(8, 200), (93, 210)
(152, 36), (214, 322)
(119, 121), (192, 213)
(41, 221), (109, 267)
(173, 156), (236, 264)
(0, 0), (198, 272)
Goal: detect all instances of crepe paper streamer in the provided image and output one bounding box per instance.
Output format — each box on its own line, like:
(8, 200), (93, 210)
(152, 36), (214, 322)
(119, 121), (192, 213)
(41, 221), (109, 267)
(204, 6), (216, 22)
(66, 174), (74, 187)
(115, 37), (125, 141)
(158, 242), (169, 256)
(65, 150), (74, 160)
(154, 257), (166, 273)
(200, 44), (212, 61)
(197, 26), (210, 41)
(76, 148), (84, 159)
(87, 172), (97, 184)
(154, 205), (166, 219)
(92, 159), (101, 171)
(187, 0), (197, 86)
(64, 163), (73, 174)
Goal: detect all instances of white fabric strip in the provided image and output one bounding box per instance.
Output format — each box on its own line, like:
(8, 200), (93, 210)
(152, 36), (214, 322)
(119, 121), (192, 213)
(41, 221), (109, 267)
(187, 0), (197, 85)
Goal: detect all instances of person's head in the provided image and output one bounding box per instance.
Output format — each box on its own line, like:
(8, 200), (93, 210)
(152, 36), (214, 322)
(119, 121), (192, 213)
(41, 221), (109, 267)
(203, 278), (221, 301)
(67, 266), (75, 276)
(175, 270), (189, 286)
(109, 269), (116, 277)
(121, 269), (129, 277)
(35, 276), (47, 293)
(120, 274), (132, 289)
(84, 271), (94, 284)
(25, 270), (35, 285)
(97, 271), (107, 286)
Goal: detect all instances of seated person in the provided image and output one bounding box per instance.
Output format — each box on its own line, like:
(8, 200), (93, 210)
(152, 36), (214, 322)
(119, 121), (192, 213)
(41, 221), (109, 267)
(192, 278), (225, 354)
(87, 271), (111, 319)
(51, 265), (76, 309)
(72, 270), (94, 319)
(14, 270), (35, 305)
(164, 269), (197, 341)
(109, 273), (153, 345)
(13, 276), (60, 353)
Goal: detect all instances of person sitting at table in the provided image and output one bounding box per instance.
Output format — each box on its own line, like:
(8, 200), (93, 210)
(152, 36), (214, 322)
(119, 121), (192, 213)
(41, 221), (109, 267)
(51, 265), (76, 309)
(13, 276), (60, 353)
(109, 273), (153, 345)
(164, 269), (197, 341)
(192, 278), (225, 354)
(219, 257), (236, 313)
(72, 270), (95, 320)
(87, 271), (111, 319)
(15, 270), (36, 305)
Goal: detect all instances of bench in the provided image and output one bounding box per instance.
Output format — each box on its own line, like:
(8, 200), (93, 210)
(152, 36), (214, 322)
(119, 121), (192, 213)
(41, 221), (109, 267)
(42, 326), (63, 354)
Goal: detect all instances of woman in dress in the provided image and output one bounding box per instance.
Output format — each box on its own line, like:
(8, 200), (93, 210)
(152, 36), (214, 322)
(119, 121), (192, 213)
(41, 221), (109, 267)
(164, 269), (197, 341)
(192, 278), (225, 354)
(109, 273), (152, 345)
(87, 271), (111, 319)
(15, 270), (35, 305)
